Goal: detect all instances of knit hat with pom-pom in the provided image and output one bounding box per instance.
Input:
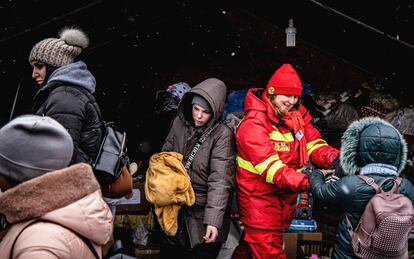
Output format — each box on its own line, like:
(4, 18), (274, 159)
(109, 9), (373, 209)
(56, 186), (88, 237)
(29, 26), (89, 68)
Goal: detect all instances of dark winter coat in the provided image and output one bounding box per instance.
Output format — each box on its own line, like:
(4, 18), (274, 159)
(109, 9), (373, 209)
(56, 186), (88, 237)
(308, 117), (414, 259)
(162, 78), (236, 248)
(32, 61), (102, 165)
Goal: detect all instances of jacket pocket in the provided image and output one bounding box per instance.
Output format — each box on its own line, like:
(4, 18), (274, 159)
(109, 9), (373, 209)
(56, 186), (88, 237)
(185, 205), (205, 248)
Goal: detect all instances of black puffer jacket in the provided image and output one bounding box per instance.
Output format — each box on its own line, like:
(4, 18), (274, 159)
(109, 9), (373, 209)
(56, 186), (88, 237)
(32, 61), (102, 164)
(307, 117), (414, 259)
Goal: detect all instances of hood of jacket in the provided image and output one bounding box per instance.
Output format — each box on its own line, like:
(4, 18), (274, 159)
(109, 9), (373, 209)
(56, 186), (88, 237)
(244, 88), (308, 124)
(244, 88), (279, 123)
(340, 117), (407, 176)
(43, 60), (96, 94)
(0, 163), (113, 244)
(178, 78), (226, 127)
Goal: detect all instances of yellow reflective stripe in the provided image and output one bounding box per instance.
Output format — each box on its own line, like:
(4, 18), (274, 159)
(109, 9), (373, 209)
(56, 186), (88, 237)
(237, 155), (287, 184)
(265, 160), (285, 183)
(307, 139), (328, 155)
(269, 131), (294, 142)
(236, 116), (245, 129)
(237, 156), (259, 174)
(255, 154), (279, 174)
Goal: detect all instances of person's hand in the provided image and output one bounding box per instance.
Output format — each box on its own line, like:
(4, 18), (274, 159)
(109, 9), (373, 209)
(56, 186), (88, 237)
(129, 161), (139, 176)
(325, 173), (340, 184)
(203, 225), (218, 243)
(320, 169), (335, 177)
(330, 156), (346, 178)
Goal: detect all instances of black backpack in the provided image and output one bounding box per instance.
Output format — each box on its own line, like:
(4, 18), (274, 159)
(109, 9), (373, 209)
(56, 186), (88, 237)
(76, 87), (129, 185)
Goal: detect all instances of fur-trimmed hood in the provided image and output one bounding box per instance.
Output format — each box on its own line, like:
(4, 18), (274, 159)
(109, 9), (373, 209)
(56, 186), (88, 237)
(340, 117), (407, 175)
(0, 163), (113, 244)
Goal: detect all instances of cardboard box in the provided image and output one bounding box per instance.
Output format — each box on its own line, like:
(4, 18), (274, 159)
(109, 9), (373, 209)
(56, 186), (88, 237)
(283, 232), (323, 259)
(116, 182), (150, 215)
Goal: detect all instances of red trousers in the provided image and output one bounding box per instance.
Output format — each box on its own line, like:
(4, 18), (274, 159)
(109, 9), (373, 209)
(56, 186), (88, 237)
(232, 228), (286, 259)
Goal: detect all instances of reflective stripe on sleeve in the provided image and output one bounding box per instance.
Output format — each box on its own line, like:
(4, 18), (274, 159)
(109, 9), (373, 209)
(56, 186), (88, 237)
(307, 139), (328, 155)
(265, 160), (285, 183)
(237, 156), (258, 174)
(255, 154), (279, 174)
(237, 155), (287, 184)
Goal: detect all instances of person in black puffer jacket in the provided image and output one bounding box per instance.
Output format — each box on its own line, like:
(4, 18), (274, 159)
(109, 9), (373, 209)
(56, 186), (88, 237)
(29, 26), (102, 165)
(307, 116), (414, 259)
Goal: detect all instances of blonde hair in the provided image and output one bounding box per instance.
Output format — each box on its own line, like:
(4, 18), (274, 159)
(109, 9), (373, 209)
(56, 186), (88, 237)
(268, 94), (300, 118)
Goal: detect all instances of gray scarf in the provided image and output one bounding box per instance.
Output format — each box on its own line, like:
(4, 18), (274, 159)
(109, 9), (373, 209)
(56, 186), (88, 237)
(359, 163), (398, 176)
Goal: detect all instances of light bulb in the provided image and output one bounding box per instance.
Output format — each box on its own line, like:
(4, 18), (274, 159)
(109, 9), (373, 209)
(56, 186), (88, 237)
(285, 18), (297, 47)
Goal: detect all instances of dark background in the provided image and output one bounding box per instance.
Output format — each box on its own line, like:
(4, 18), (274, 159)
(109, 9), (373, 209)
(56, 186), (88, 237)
(0, 0), (413, 161)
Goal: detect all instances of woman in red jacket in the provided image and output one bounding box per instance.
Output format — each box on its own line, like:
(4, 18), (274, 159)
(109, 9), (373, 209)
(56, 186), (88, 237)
(235, 63), (339, 258)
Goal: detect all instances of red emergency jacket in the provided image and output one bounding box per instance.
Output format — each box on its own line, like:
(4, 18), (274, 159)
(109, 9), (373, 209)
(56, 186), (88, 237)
(235, 88), (339, 234)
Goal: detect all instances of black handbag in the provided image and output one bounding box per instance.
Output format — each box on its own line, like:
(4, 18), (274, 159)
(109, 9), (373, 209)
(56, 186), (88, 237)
(93, 121), (128, 185)
(74, 87), (129, 185)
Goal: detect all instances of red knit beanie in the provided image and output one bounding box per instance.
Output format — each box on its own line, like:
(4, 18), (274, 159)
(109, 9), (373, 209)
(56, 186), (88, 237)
(265, 64), (302, 96)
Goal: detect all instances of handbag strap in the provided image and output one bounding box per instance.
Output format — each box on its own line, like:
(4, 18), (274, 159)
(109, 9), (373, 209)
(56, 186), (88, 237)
(9, 219), (100, 259)
(73, 86), (106, 132)
(184, 122), (220, 170)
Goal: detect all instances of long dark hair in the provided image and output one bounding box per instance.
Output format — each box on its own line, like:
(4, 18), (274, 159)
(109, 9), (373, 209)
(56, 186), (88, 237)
(42, 64), (58, 87)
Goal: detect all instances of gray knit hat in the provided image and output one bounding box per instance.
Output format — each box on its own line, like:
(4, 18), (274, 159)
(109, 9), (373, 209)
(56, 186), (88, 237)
(28, 26), (89, 68)
(192, 95), (212, 113)
(0, 115), (74, 182)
